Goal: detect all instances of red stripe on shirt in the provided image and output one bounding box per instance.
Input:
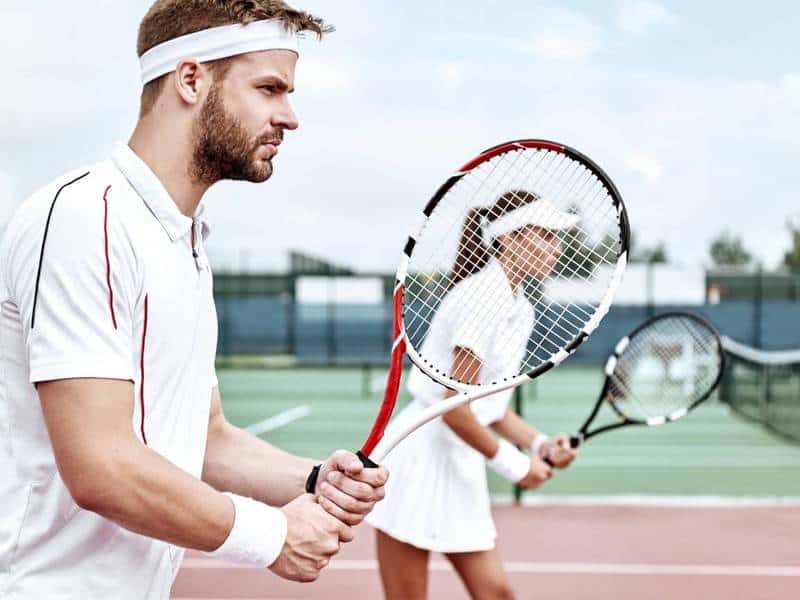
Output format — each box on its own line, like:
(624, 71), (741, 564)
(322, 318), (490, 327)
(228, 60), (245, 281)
(140, 294), (149, 445)
(102, 186), (118, 329)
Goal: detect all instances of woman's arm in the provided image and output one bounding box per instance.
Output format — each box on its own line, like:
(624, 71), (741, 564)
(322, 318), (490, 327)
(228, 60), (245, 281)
(490, 407), (542, 449)
(491, 407), (579, 469)
(440, 347), (551, 488)
(440, 347), (499, 458)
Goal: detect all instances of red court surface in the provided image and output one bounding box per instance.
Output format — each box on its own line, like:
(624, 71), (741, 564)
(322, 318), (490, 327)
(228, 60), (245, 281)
(172, 504), (799, 599)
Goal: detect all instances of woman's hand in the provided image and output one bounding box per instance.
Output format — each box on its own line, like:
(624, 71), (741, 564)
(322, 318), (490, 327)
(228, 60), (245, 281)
(542, 435), (579, 469)
(517, 455), (552, 489)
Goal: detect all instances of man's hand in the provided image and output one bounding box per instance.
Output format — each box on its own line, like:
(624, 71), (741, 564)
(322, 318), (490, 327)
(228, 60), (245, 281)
(314, 450), (389, 526)
(269, 494), (352, 582)
(518, 455), (552, 490)
(542, 435), (579, 469)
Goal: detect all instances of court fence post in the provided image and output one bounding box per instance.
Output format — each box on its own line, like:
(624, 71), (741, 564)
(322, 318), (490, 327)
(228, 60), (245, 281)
(513, 385), (523, 505)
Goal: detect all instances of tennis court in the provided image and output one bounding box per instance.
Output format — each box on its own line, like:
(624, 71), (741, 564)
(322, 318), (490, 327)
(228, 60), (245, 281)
(172, 364), (800, 599)
(212, 366), (800, 498)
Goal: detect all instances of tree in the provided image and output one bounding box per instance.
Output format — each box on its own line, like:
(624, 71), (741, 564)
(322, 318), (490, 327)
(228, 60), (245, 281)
(709, 231), (751, 267)
(629, 232), (668, 264)
(783, 222), (800, 273)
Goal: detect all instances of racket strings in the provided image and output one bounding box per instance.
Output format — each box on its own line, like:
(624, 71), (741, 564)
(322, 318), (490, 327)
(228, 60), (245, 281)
(610, 317), (722, 420)
(410, 154), (608, 376)
(430, 155), (614, 304)
(405, 146), (623, 384)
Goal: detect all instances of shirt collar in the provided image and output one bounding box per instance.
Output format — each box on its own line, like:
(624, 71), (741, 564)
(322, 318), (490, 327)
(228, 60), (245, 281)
(111, 142), (210, 242)
(484, 257), (526, 303)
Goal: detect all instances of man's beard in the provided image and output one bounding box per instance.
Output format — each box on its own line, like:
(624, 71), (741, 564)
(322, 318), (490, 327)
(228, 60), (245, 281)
(190, 85), (275, 184)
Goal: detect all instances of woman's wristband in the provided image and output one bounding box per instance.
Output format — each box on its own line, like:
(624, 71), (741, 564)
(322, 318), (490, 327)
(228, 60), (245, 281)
(204, 492), (288, 567)
(531, 433), (549, 458)
(487, 439), (530, 483)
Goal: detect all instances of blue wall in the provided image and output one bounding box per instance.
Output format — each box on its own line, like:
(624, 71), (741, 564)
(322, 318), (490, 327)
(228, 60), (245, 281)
(215, 297), (800, 365)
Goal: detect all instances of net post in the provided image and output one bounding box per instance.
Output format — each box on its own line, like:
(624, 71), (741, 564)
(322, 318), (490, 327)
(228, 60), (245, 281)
(326, 277), (336, 364)
(362, 362), (371, 398)
(646, 260), (655, 318)
(513, 385), (524, 505)
(754, 265), (763, 348)
(762, 365), (771, 425)
(287, 273), (297, 357)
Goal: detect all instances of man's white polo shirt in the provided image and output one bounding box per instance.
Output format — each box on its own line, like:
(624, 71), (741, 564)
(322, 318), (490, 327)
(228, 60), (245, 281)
(0, 143), (218, 599)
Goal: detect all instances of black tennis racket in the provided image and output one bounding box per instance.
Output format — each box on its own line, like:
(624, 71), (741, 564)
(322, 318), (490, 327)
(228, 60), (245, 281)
(566, 311), (724, 449)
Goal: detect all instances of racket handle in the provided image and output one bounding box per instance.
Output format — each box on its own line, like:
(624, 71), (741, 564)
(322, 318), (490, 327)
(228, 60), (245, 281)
(356, 450), (379, 468)
(569, 434), (583, 449)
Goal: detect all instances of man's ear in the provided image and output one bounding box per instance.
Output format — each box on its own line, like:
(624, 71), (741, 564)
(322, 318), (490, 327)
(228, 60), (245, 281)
(173, 59), (211, 106)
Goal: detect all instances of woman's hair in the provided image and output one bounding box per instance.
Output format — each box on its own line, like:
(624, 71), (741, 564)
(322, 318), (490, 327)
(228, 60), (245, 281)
(448, 190), (540, 285)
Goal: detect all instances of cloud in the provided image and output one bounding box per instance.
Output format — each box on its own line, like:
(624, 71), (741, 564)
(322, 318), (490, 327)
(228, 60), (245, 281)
(294, 56), (364, 94)
(437, 62), (467, 91)
(617, 1), (675, 34)
(503, 8), (603, 59)
(624, 155), (665, 183)
(4, 1), (800, 275)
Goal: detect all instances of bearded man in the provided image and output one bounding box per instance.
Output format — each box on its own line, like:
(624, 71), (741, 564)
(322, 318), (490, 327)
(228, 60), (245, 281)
(0, 2), (388, 598)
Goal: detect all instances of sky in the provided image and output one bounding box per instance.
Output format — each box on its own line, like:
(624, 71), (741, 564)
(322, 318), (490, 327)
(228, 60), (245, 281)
(1, 0), (799, 273)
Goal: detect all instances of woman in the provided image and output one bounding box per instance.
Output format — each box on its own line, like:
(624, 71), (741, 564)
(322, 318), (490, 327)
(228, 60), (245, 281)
(366, 190), (581, 600)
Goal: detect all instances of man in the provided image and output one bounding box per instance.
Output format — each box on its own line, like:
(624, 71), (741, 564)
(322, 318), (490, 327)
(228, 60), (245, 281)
(0, 2), (388, 598)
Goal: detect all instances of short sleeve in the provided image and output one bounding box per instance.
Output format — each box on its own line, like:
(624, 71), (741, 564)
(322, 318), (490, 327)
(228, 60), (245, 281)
(22, 192), (138, 383)
(449, 294), (496, 363)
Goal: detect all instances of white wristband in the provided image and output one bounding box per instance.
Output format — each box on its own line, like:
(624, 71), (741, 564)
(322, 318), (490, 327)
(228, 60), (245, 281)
(531, 433), (549, 458)
(487, 439), (530, 483)
(204, 493), (288, 567)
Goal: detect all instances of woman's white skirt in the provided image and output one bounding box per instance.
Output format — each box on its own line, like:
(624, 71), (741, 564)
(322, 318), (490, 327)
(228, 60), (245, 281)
(365, 400), (497, 553)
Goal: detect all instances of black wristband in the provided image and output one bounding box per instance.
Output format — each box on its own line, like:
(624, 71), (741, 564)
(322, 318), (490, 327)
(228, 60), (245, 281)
(305, 464), (322, 494)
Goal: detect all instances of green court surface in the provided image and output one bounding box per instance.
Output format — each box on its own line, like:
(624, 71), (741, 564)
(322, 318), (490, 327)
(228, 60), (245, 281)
(218, 366), (800, 499)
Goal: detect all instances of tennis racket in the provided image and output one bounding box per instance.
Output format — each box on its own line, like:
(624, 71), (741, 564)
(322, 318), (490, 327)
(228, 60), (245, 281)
(564, 311), (724, 450)
(355, 139), (631, 466)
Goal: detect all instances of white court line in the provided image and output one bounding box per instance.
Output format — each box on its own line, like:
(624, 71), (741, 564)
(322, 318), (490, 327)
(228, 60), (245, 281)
(558, 459), (800, 467)
(490, 494), (800, 508)
(180, 558), (800, 577)
(244, 406), (311, 436)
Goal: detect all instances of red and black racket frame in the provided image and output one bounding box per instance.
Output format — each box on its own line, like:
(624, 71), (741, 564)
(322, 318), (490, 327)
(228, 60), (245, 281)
(357, 139), (631, 467)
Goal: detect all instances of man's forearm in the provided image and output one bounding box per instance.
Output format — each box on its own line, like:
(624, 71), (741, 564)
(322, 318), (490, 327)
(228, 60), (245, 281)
(69, 438), (234, 552)
(39, 378), (235, 552)
(203, 419), (317, 506)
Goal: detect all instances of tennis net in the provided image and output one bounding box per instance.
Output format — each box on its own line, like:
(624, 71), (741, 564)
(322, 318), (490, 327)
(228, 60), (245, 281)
(719, 336), (800, 443)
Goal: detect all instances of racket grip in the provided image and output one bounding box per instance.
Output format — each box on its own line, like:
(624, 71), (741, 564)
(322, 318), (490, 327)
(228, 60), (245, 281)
(569, 434), (583, 449)
(356, 450), (379, 468)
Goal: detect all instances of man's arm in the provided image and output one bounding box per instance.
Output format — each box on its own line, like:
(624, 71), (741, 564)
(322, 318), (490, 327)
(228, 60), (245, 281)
(39, 377), (350, 581)
(202, 387), (313, 507)
(41, 378), (233, 549)
(202, 387), (389, 525)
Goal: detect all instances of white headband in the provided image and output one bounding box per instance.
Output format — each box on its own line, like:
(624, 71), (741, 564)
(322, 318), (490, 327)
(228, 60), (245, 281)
(488, 197), (580, 240)
(140, 20), (299, 85)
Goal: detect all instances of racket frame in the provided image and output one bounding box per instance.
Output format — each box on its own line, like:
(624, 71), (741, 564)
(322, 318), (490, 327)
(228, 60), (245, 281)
(571, 310), (726, 447)
(358, 139), (631, 464)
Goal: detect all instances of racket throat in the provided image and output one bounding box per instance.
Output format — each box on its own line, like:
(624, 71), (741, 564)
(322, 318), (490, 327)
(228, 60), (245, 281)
(570, 433), (585, 448)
